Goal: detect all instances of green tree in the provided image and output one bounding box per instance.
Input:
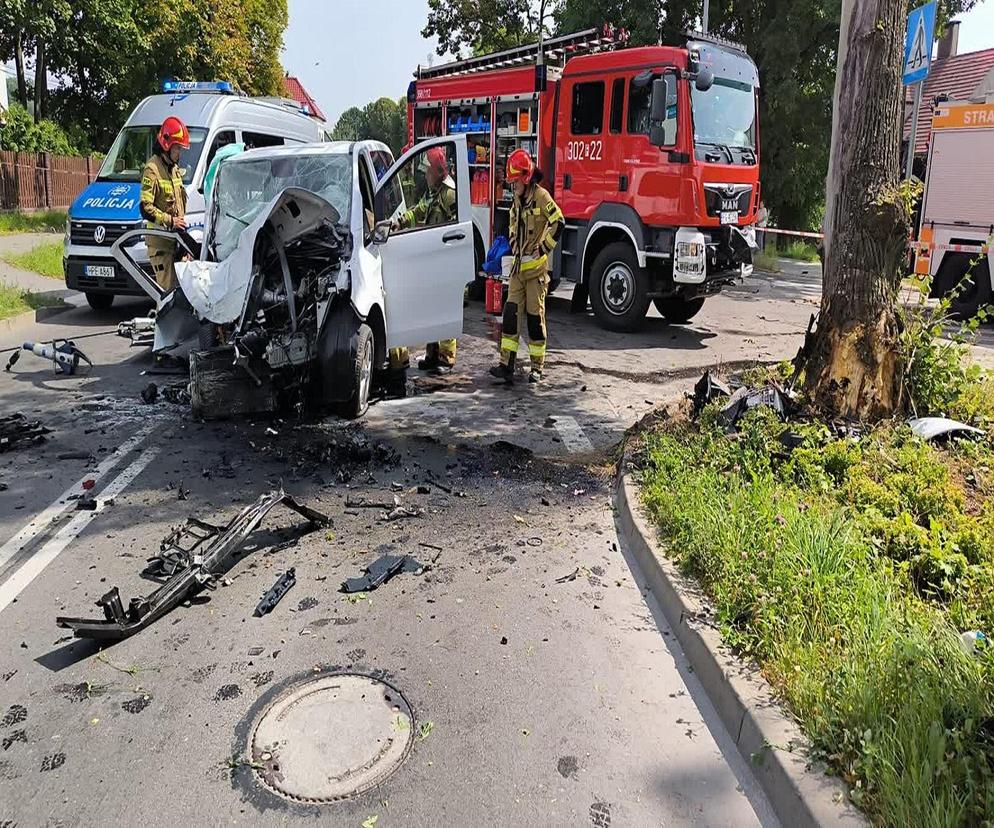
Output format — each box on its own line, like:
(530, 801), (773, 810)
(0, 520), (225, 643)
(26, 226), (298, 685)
(0, 102), (79, 154)
(423, 0), (545, 58)
(331, 106), (369, 142)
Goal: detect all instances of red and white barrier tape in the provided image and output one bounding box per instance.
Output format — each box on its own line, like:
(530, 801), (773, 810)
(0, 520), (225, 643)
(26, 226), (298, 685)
(759, 227), (824, 240)
(909, 241), (990, 255)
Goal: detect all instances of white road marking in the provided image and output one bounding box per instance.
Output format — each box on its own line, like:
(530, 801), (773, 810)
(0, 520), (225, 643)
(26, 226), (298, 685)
(0, 423), (155, 575)
(0, 446), (160, 614)
(553, 415), (594, 454)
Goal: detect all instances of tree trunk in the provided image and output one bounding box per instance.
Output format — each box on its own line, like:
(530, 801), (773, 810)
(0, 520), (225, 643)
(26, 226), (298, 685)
(14, 32), (28, 107)
(34, 39), (46, 122)
(803, 0), (912, 420)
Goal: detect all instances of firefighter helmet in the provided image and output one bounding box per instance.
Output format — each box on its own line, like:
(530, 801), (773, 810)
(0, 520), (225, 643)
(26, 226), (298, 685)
(425, 146), (449, 178)
(506, 148), (534, 183)
(157, 116), (191, 152)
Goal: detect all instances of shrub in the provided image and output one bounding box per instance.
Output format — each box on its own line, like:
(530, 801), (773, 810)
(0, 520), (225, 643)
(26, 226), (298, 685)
(0, 103), (81, 155)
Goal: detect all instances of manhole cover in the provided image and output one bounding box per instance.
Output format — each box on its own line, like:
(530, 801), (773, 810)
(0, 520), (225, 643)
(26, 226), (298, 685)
(251, 673), (414, 803)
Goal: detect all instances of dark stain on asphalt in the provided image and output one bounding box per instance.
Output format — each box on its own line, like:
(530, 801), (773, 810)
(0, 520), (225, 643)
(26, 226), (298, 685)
(0, 705), (26, 728)
(332, 617), (357, 627)
(192, 664), (217, 683)
(2, 730), (26, 751)
(589, 801), (611, 827)
(40, 753), (66, 772)
(53, 682), (92, 703)
(590, 565), (605, 577)
(346, 648), (366, 662)
(557, 755), (579, 779)
(250, 671), (274, 688)
(215, 684), (242, 702)
(501, 555), (517, 565)
(121, 696), (152, 715)
(296, 597), (319, 611)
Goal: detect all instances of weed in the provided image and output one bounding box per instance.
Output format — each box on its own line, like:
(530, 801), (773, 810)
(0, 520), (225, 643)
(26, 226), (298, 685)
(780, 240), (821, 262)
(0, 283), (62, 321)
(0, 210), (66, 235)
(3, 240), (64, 279)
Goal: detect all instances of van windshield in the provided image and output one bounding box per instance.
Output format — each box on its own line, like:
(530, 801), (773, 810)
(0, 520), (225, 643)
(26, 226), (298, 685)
(97, 126), (208, 184)
(210, 153), (353, 261)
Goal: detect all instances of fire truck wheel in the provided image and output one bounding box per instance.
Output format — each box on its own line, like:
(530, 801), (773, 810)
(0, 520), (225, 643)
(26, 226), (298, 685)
(589, 242), (650, 332)
(653, 296), (706, 324)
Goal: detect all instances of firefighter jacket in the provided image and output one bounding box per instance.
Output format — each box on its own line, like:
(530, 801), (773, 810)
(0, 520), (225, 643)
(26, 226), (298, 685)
(509, 183), (564, 275)
(398, 178), (456, 229)
(140, 153), (186, 229)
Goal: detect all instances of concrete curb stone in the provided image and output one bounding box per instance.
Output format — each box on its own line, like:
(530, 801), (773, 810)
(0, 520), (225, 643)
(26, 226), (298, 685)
(614, 465), (866, 827)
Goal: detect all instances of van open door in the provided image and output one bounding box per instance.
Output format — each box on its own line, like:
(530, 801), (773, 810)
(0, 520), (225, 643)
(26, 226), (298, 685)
(373, 135), (473, 348)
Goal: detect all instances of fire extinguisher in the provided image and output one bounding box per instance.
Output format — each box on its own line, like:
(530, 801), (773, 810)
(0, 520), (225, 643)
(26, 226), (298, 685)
(484, 277), (503, 315)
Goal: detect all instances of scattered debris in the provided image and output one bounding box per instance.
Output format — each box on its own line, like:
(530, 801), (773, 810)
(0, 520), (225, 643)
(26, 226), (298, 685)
(717, 384), (793, 427)
(76, 495), (97, 511)
(691, 371), (732, 416)
(254, 569), (297, 617)
(162, 382), (191, 406)
(5, 340), (92, 375)
(908, 417), (985, 442)
(140, 383), (159, 404)
(82, 479), (96, 491)
(340, 553), (430, 594)
(384, 505), (423, 522)
(57, 450), (92, 461)
(556, 567), (580, 584)
(500, 636), (508, 645)
(0, 414), (51, 452)
(56, 489), (330, 640)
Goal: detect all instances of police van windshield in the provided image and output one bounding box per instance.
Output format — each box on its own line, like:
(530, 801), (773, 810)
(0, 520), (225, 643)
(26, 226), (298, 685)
(691, 77), (756, 150)
(97, 126), (208, 184)
(210, 153), (353, 261)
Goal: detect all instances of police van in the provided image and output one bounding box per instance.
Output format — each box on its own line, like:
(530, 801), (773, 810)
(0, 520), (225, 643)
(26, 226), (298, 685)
(65, 81), (326, 310)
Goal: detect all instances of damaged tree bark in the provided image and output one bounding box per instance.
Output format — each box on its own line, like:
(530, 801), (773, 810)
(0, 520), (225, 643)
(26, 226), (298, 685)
(803, 0), (913, 420)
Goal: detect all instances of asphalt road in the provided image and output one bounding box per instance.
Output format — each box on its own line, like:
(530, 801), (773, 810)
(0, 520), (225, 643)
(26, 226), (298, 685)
(0, 258), (835, 827)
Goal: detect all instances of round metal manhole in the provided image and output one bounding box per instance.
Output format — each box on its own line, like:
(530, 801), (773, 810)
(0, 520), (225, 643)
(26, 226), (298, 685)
(250, 673), (414, 803)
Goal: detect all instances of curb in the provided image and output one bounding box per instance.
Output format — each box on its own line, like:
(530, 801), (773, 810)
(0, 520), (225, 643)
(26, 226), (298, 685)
(614, 467), (866, 827)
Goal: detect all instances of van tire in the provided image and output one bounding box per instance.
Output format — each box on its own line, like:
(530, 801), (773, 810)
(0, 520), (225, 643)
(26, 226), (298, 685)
(654, 296), (706, 324)
(467, 232), (486, 301)
(342, 324), (374, 419)
(589, 242), (650, 332)
(933, 254), (992, 321)
(85, 292), (114, 311)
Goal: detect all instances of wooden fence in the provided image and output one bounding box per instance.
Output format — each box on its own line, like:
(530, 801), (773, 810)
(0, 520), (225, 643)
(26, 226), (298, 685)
(0, 151), (100, 211)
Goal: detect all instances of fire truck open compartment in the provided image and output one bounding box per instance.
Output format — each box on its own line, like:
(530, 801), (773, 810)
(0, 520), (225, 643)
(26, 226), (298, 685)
(406, 27), (760, 333)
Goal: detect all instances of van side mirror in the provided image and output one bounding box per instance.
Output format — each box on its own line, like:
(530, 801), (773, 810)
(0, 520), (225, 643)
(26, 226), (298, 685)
(372, 220), (391, 246)
(695, 68), (714, 92)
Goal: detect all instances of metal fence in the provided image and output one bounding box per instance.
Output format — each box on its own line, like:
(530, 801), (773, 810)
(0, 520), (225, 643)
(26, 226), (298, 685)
(0, 151), (100, 211)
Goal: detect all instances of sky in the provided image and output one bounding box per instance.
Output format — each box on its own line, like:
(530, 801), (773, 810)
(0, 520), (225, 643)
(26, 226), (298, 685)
(282, 0), (442, 127)
(952, 0), (994, 53)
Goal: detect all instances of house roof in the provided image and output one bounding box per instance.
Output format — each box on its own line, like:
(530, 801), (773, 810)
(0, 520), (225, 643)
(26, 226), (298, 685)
(283, 75), (327, 123)
(904, 47), (994, 155)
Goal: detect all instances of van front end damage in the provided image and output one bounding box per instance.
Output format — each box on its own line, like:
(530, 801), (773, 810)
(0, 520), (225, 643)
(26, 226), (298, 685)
(112, 189), (353, 420)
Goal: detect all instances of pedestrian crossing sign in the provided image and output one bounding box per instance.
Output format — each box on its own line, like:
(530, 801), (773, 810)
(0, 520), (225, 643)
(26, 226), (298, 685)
(903, 1), (936, 85)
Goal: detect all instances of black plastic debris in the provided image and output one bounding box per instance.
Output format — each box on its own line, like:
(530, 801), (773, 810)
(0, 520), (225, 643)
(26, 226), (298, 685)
(340, 553), (430, 593)
(254, 569), (296, 617)
(908, 417), (985, 442)
(717, 384), (792, 428)
(0, 414), (51, 452)
(162, 383), (191, 406)
(691, 371), (732, 416)
(140, 383), (159, 404)
(556, 567), (580, 584)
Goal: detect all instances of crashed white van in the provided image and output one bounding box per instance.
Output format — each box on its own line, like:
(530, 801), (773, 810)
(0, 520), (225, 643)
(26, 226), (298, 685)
(112, 137), (474, 418)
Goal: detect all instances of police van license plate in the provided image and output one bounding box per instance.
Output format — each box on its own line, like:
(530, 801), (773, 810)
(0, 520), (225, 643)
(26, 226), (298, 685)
(85, 265), (114, 279)
(720, 211), (738, 225)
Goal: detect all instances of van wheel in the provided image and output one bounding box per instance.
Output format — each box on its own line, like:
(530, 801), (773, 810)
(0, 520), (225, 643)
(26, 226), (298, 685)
(342, 324), (374, 419)
(467, 233), (486, 301)
(589, 242), (650, 332)
(653, 296), (706, 324)
(933, 254), (992, 320)
(85, 292), (114, 310)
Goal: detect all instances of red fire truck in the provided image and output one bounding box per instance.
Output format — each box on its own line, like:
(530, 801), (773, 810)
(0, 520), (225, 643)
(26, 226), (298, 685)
(406, 27), (761, 332)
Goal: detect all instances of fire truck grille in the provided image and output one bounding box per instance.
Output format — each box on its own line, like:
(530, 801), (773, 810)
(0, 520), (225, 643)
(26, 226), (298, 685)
(703, 185), (753, 218)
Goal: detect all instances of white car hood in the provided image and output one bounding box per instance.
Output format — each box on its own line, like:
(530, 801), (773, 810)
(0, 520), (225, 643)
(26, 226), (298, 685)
(176, 187), (341, 325)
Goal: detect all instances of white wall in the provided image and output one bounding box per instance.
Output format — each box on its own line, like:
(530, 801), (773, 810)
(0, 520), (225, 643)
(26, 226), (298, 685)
(0, 66), (11, 110)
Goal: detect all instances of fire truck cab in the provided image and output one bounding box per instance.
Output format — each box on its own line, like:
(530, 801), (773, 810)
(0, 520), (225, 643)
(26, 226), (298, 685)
(407, 28), (760, 332)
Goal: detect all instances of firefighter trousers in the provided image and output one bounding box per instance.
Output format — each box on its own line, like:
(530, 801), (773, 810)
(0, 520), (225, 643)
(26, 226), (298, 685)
(499, 265), (548, 372)
(147, 236), (178, 291)
(388, 339), (457, 372)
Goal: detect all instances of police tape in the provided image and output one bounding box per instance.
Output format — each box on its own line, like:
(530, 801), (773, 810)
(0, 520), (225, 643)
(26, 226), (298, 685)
(909, 240), (990, 255)
(760, 227), (824, 240)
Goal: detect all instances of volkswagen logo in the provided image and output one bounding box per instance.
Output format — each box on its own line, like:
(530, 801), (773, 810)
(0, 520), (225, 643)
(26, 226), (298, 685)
(93, 225), (106, 244)
(108, 185), (130, 197)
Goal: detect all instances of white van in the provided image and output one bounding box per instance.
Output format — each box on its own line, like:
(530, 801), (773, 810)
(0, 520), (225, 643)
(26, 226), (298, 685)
(64, 81), (326, 310)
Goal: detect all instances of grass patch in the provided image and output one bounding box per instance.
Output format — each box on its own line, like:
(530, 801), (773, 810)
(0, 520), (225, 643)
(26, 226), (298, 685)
(636, 405), (994, 825)
(3, 240), (64, 279)
(753, 250), (781, 273)
(0, 210), (67, 235)
(0, 283), (62, 321)
(779, 240), (821, 262)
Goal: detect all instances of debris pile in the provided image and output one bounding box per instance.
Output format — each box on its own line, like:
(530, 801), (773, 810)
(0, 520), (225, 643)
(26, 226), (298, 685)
(260, 425), (400, 483)
(0, 414), (51, 452)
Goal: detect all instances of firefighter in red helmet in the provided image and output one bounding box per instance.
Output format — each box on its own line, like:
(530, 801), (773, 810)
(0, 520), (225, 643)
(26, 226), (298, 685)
(490, 148), (564, 384)
(140, 115), (190, 291)
(388, 145), (458, 378)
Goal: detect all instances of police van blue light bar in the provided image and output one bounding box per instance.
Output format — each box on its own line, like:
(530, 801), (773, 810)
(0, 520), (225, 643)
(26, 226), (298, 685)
(162, 80), (235, 94)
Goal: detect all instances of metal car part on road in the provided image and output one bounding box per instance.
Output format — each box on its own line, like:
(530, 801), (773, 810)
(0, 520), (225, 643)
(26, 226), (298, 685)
(56, 489), (330, 640)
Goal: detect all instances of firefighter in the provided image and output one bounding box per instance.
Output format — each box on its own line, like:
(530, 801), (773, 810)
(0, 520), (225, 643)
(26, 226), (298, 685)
(140, 116), (190, 291)
(489, 149), (564, 384)
(388, 146), (458, 374)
